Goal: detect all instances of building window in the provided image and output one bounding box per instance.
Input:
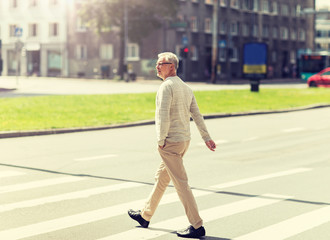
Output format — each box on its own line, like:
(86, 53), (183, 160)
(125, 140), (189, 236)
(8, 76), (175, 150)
(10, 0), (18, 8)
(296, 5), (301, 15)
(272, 2), (278, 14)
(49, 23), (59, 37)
(230, 22), (238, 36)
(262, 25), (269, 38)
(230, 47), (238, 62)
(127, 43), (139, 61)
(291, 5), (296, 16)
(242, 0), (250, 10)
(100, 44), (113, 60)
(204, 18), (212, 33)
(76, 17), (87, 32)
(29, 23), (38, 37)
(272, 51), (277, 63)
(192, 0), (199, 3)
(299, 29), (306, 41)
(273, 27), (278, 39)
(281, 27), (288, 40)
(76, 45), (87, 60)
(48, 51), (62, 75)
(291, 29), (297, 40)
(253, 0), (259, 11)
(219, 48), (226, 61)
(242, 23), (249, 36)
(205, 0), (213, 5)
(230, 0), (239, 9)
(290, 51), (296, 64)
(281, 4), (289, 16)
(262, 0), (269, 13)
(220, 21), (227, 34)
(252, 24), (258, 37)
(9, 24), (17, 37)
(220, 0), (227, 7)
(190, 16), (198, 32)
(29, 0), (38, 7)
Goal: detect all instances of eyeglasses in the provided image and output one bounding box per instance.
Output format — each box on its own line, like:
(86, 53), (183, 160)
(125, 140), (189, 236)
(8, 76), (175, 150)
(156, 62), (173, 66)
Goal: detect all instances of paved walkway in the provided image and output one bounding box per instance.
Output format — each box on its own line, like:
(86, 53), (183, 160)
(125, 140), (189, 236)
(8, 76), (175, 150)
(0, 76), (306, 97)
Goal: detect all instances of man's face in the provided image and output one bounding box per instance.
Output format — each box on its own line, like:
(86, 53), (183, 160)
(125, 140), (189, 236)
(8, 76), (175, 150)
(156, 58), (173, 80)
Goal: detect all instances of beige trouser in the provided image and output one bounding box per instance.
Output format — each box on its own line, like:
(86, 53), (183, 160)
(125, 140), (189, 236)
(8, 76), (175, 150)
(141, 140), (203, 229)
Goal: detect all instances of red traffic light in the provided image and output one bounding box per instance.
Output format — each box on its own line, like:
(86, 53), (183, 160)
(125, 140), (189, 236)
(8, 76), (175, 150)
(183, 47), (189, 53)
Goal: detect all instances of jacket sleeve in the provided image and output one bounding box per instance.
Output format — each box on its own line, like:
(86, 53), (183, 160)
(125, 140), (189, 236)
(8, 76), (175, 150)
(190, 95), (211, 142)
(156, 83), (172, 146)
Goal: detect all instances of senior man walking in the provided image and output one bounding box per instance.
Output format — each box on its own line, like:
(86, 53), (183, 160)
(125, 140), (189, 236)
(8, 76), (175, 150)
(128, 52), (216, 238)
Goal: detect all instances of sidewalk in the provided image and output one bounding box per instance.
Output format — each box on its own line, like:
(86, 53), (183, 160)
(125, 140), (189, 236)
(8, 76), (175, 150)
(0, 76), (306, 97)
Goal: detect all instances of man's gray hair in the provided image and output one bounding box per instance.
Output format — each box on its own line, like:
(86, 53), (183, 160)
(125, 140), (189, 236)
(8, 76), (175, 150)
(158, 52), (179, 70)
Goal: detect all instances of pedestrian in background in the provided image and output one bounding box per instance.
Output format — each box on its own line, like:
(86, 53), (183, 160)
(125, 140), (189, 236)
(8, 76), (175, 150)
(128, 52), (216, 238)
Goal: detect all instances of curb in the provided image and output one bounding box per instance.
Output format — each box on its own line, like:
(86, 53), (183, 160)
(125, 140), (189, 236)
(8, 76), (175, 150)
(1, 104), (330, 139)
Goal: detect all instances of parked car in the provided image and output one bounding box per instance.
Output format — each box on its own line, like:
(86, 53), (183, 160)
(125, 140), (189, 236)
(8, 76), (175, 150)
(307, 67), (330, 87)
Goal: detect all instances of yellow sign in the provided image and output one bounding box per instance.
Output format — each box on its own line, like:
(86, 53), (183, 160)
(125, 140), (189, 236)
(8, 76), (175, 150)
(243, 65), (266, 74)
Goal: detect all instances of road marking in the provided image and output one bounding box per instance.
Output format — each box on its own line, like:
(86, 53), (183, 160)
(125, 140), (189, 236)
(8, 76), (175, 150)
(99, 193), (292, 240)
(0, 176), (84, 194)
(282, 127), (305, 133)
(0, 182), (142, 213)
(0, 189), (210, 240)
(235, 205), (330, 240)
(211, 168), (312, 189)
(0, 168), (312, 239)
(74, 154), (118, 161)
(0, 170), (25, 179)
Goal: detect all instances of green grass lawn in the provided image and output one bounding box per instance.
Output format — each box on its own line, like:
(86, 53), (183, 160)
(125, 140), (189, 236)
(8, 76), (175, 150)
(1, 88), (329, 131)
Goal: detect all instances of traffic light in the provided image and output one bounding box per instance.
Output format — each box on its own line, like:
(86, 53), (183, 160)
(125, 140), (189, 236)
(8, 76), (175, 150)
(180, 47), (189, 59)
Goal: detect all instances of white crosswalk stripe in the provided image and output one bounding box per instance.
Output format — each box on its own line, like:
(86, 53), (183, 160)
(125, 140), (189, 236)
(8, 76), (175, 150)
(0, 182), (142, 213)
(234, 205), (330, 240)
(0, 167), (329, 240)
(0, 170), (25, 179)
(0, 176), (84, 194)
(100, 194), (292, 240)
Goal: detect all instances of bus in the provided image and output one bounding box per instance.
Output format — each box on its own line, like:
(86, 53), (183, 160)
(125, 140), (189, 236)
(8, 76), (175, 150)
(298, 52), (330, 81)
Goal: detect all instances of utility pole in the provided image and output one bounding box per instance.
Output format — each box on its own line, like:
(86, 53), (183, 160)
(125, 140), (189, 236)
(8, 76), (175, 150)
(124, 0), (128, 81)
(211, 0), (219, 84)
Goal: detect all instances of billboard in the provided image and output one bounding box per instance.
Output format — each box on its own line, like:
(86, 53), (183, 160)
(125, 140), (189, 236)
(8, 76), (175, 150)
(243, 42), (267, 79)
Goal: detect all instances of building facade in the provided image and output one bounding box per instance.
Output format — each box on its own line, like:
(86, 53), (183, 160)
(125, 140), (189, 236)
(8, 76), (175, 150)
(0, 0), (68, 77)
(315, 7), (330, 52)
(0, 0), (316, 81)
(164, 0), (316, 81)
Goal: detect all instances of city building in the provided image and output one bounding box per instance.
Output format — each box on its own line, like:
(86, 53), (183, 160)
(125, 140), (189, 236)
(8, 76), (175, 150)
(0, 0), (316, 81)
(161, 0), (316, 81)
(315, 7), (330, 52)
(0, 0), (68, 77)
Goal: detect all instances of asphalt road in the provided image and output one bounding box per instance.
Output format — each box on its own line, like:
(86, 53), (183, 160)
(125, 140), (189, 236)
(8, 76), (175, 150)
(1, 107), (330, 239)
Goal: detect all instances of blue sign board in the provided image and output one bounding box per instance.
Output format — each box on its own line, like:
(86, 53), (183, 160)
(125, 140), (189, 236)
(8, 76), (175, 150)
(243, 42), (268, 79)
(15, 27), (23, 37)
(182, 36), (188, 46)
(218, 40), (226, 48)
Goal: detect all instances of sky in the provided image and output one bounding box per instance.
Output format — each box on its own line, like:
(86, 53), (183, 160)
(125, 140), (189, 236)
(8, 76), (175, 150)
(316, 0), (330, 9)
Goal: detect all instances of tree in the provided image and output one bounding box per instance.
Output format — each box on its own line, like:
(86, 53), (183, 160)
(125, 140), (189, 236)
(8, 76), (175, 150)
(79, 0), (179, 79)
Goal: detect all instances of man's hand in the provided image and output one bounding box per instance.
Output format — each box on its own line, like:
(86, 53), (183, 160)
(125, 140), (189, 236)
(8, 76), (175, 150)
(205, 140), (216, 151)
